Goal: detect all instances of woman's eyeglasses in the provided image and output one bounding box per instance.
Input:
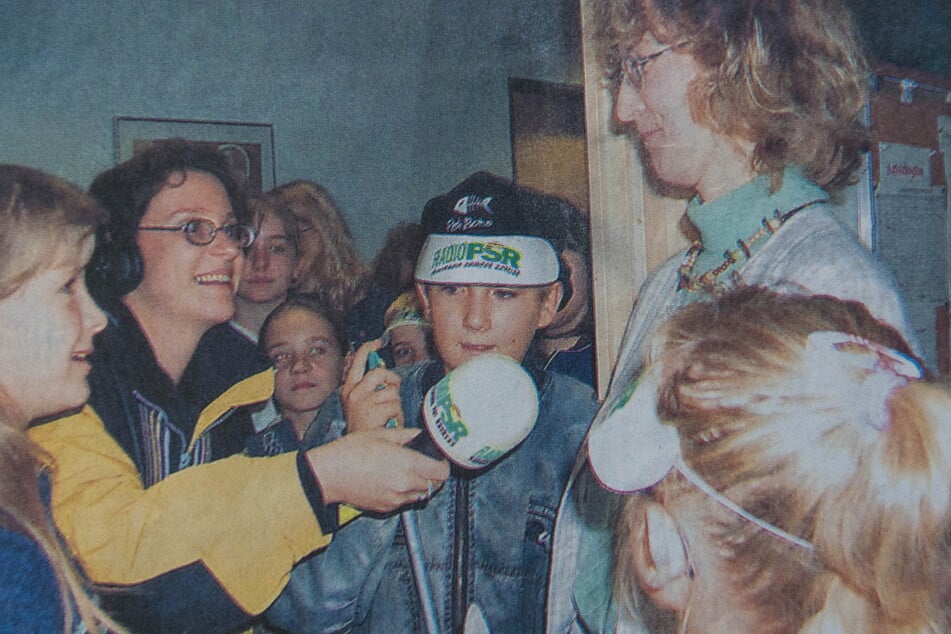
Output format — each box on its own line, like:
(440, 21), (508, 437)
(138, 218), (256, 248)
(620, 43), (683, 90)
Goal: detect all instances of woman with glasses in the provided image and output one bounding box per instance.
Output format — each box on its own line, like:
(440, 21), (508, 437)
(547, 1), (921, 632)
(30, 140), (448, 633)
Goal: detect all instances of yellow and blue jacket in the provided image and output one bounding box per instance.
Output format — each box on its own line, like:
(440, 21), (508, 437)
(30, 307), (337, 633)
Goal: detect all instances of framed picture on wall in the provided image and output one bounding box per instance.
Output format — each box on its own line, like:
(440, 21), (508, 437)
(114, 117), (276, 193)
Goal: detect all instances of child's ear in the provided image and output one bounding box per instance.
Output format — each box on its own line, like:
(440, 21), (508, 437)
(534, 283), (563, 330)
(632, 502), (692, 612)
(416, 283), (432, 321)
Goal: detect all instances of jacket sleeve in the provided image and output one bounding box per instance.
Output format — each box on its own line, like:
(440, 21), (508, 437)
(29, 405), (333, 618)
(264, 391), (385, 633)
(264, 513), (400, 634)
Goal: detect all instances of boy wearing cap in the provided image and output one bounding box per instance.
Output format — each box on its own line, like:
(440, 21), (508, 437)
(263, 173), (598, 634)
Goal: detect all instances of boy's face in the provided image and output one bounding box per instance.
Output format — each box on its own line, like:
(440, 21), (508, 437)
(418, 282), (561, 371)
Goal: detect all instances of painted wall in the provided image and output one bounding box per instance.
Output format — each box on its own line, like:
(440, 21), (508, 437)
(0, 0), (581, 258)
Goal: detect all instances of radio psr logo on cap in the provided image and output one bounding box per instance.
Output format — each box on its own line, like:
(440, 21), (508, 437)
(429, 240), (522, 278)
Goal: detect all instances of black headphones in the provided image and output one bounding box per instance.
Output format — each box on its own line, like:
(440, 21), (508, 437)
(86, 167), (148, 304)
(87, 220), (145, 303)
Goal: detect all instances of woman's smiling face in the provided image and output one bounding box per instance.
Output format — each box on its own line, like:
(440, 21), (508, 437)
(125, 170), (243, 332)
(613, 33), (753, 200)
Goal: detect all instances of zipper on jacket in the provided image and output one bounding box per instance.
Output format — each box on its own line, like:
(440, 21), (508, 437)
(450, 469), (471, 632)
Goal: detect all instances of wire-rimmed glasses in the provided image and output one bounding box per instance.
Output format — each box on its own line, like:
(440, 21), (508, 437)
(620, 44), (682, 90)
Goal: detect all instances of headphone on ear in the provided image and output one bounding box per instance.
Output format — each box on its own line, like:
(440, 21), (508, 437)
(87, 221), (144, 303)
(86, 165), (148, 304)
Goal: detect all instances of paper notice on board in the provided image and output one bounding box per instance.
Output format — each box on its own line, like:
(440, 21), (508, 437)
(878, 142), (932, 194)
(874, 188), (948, 373)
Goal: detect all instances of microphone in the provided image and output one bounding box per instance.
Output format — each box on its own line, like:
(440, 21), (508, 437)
(411, 353), (540, 467)
(402, 353), (540, 634)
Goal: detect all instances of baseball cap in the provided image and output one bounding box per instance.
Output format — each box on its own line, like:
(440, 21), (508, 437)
(414, 172), (561, 287)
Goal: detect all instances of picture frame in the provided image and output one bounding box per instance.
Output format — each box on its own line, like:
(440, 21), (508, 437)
(114, 117), (276, 192)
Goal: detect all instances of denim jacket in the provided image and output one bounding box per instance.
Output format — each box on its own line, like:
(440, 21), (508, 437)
(266, 360), (597, 634)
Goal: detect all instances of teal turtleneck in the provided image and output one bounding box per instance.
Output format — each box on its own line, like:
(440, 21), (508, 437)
(681, 166), (828, 292)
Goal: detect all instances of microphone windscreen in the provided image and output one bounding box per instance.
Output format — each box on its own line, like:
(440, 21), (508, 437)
(421, 354), (539, 469)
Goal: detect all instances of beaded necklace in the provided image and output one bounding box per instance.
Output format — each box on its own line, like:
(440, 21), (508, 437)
(677, 199), (825, 294)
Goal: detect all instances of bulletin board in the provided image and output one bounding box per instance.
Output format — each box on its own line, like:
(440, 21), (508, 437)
(868, 63), (951, 375)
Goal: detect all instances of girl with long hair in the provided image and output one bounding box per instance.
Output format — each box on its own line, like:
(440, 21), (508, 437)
(0, 164), (122, 633)
(270, 180), (396, 346)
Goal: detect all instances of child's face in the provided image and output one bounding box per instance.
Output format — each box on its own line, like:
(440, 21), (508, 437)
(419, 283), (560, 371)
(264, 307), (346, 420)
(388, 324), (432, 367)
(0, 235), (106, 424)
(238, 212), (299, 305)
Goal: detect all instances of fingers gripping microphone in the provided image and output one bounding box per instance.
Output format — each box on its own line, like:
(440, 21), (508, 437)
(403, 354), (540, 634)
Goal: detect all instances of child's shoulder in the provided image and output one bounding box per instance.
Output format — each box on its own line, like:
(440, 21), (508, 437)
(0, 527), (63, 631)
(537, 370), (599, 421)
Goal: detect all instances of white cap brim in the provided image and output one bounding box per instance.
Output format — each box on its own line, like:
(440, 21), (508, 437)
(414, 234), (559, 286)
(587, 367), (680, 493)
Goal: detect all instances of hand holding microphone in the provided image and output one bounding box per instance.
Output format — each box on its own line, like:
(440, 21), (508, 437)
(341, 340), (404, 432)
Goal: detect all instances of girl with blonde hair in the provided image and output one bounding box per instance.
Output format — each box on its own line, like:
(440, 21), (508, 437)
(268, 181), (360, 309)
(231, 193), (303, 340)
(588, 287), (948, 633)
(270, 180), (397, 346)
(0, 165), (123, 632)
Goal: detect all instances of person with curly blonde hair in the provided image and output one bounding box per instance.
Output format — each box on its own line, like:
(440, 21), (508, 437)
(589, 287), (947, 633)
(547, 0), (920, 631)
(270, 180), (396, 346)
